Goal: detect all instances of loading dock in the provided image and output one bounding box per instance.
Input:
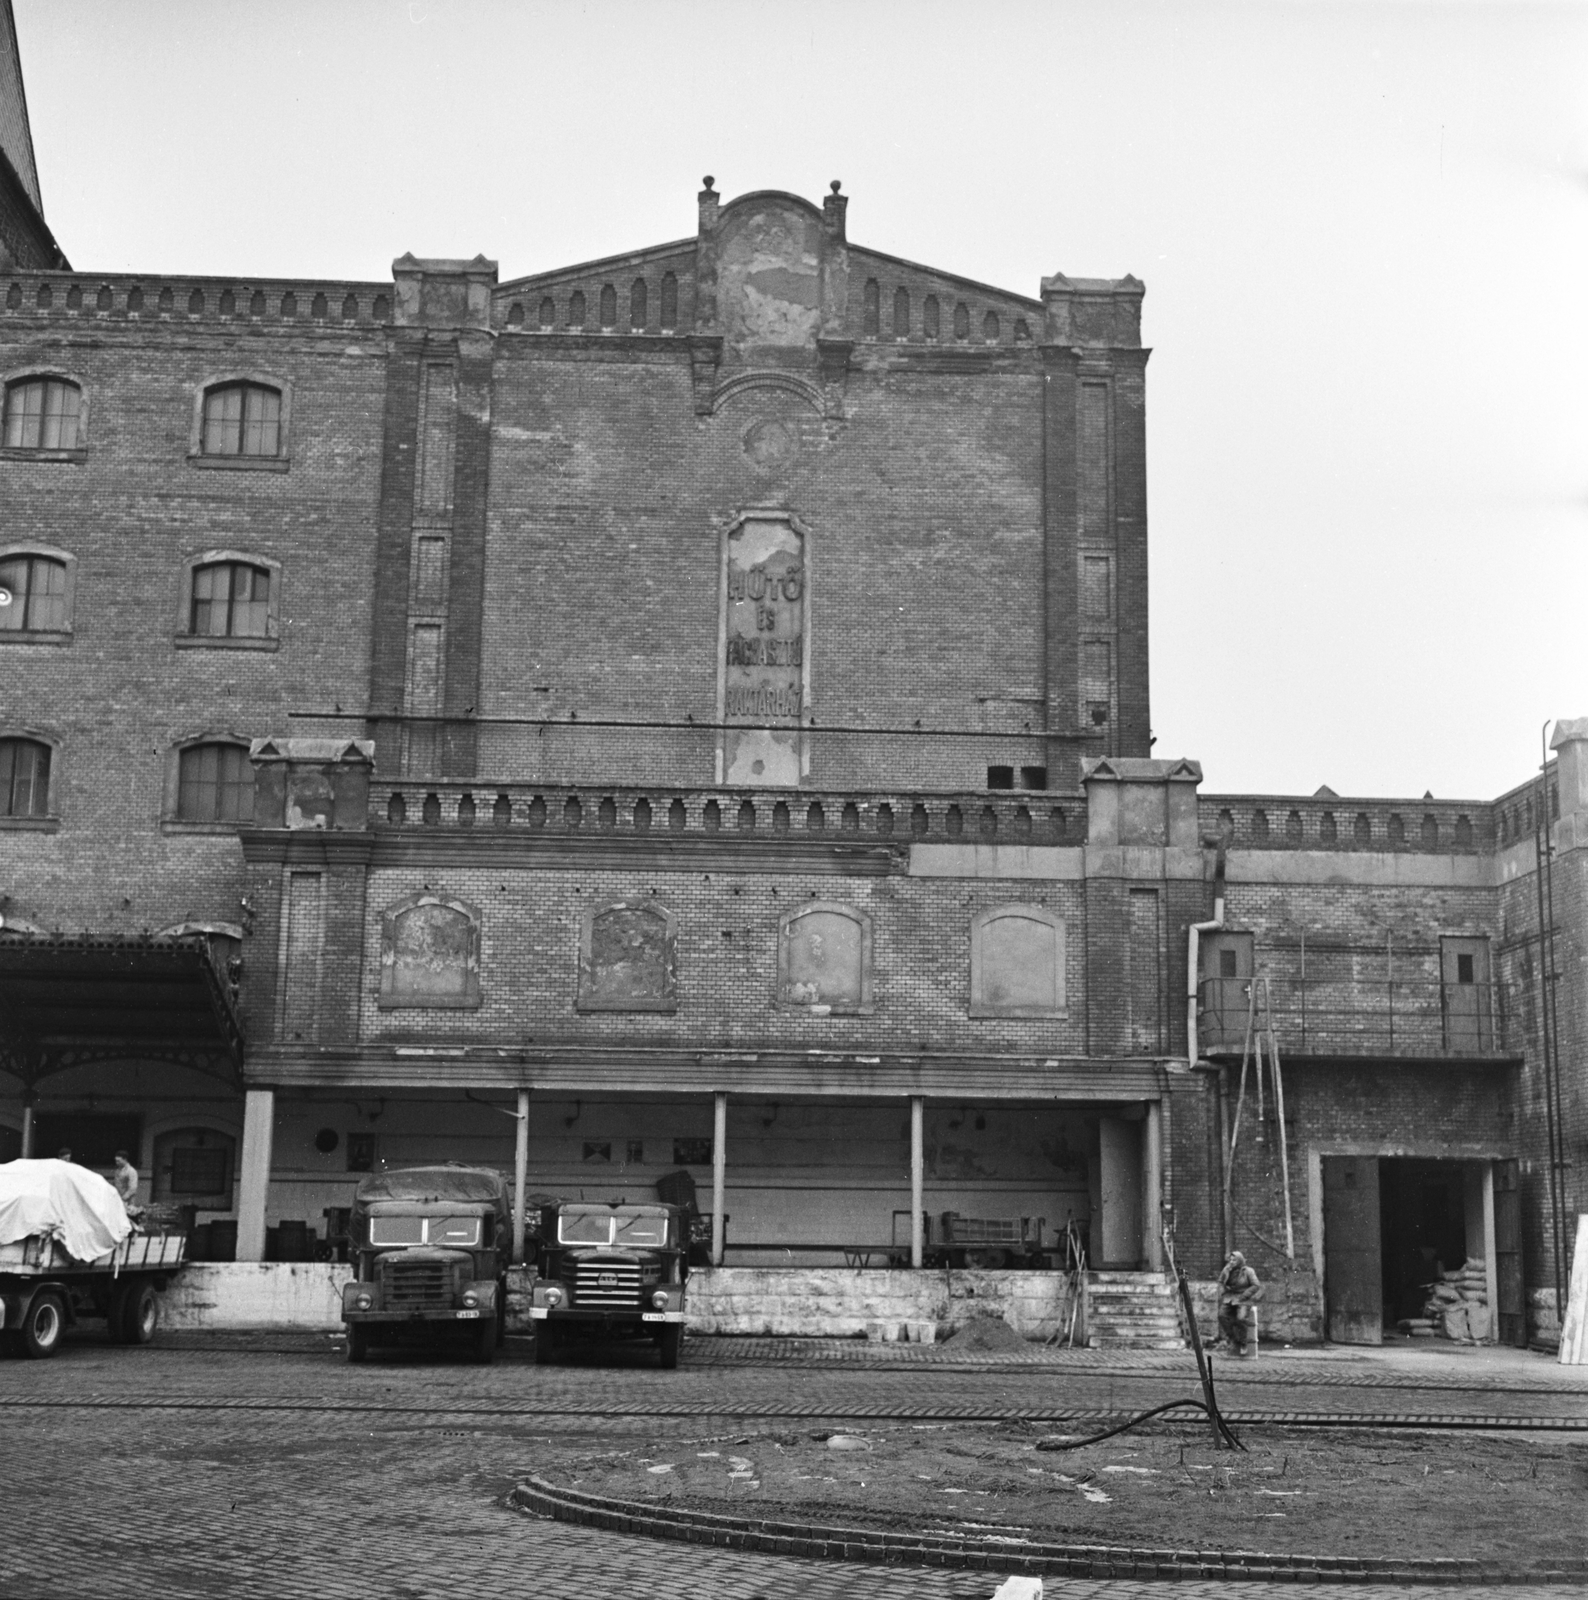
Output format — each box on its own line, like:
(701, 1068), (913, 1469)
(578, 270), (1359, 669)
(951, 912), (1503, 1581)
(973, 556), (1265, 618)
(1314, 1151), (1521, 1346)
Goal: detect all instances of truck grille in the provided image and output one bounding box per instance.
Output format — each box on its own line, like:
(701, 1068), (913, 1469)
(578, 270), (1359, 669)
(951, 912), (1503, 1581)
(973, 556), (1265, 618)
(381, 1259), (453, 1310)
(572, 1260), (641, 1309)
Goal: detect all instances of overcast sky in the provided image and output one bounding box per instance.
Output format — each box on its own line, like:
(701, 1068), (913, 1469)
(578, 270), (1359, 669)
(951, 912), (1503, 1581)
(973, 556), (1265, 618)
(16, 1), (1586, 802)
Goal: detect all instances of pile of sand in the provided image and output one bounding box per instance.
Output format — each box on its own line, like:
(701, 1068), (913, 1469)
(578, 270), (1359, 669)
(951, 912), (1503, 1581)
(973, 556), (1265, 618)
(940, 1312), (1028, 1352)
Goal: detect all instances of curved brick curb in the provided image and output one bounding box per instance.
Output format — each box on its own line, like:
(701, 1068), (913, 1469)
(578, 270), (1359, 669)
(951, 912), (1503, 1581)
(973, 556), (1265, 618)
(512, 1474), (1587, 1586)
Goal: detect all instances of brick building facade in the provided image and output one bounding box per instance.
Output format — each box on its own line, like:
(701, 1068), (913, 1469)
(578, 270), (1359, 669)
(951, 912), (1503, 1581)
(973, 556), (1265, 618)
(0, 139), (1580, 1342)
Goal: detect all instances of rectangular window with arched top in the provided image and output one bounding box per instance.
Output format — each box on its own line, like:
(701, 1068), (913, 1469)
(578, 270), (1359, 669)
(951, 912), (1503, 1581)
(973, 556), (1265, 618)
(191, 561), (271, 637)
(201, 381), (282, 457)
(0, 551), (72, 633)
(4, 377), (82, 451)
(0, 737), (52, 817)
(176, 742), (254, 823)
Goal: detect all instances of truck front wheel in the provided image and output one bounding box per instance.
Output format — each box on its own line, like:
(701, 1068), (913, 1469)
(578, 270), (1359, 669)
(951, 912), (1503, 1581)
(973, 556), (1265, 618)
(533, 1324), (557, 1365)
(656, 1324), (682, 1370)
(21, 1291), (66, 1359)
(346, 1324), (370, 1364)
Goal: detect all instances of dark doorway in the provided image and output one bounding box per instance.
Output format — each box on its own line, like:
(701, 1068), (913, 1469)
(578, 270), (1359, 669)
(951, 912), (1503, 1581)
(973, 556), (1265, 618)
(35, 1112), (141, 1169)
(1378, 1158), (1470, 1328)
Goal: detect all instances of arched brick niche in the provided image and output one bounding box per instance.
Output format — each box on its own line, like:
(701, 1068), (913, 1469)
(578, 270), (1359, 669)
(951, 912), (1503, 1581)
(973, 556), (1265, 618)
(778, 902), (873, 1015)
(969, 904), (1066, 1018)
(577, 901), (678, 1013)
(378, 892), (481, 1009)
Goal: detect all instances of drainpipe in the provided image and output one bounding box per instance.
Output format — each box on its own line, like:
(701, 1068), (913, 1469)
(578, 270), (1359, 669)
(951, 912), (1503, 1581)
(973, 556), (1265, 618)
(1188, 841), (1228, 1256)
(1187, 841), (1228, 1070)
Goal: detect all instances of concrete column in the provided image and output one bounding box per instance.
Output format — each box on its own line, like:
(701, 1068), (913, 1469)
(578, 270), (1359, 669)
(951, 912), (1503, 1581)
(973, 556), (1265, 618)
(910, 1097), (925, 1269)
(19, 1096), (34, 1159)
(1143, 1100), (1163, 1270)
(1483, 1163), (1499, 1344)
(711, 1091), (727, 1267)
(236, 1088), (275, 1262)
(512, 1089), (530, 1264)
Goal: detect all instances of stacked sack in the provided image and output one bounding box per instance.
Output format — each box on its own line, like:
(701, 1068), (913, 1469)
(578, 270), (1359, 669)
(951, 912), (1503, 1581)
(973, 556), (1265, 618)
(1405, 1258), (1490, 1342)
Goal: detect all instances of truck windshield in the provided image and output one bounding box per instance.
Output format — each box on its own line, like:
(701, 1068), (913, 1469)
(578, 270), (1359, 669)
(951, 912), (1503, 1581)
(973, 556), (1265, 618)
(367, 1215), (481, 1247)
(614, 1214), (668, 1247)
(368, 1217), (425, 1246)
(557, 1208), (671, 1247)
(558, 1211), (616, 1245)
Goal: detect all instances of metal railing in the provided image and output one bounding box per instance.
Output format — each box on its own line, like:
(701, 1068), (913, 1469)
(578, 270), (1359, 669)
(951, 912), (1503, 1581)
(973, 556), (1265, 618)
(1199, 974), (1510, 1059)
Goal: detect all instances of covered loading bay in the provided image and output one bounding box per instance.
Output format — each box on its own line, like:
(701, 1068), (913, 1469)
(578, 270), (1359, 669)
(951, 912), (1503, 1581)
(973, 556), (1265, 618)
(1318, 1154), (1524, 1346)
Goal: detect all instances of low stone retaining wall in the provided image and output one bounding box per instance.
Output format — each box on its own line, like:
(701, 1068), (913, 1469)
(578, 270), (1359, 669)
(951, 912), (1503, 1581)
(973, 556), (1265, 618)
(1187, 1264), (1326, 1347)
(680, 1266), (1080, 1341)
(161, 1262), (345, 1330)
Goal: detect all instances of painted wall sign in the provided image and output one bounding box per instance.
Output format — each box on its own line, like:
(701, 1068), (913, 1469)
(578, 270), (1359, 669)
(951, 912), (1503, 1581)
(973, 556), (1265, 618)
(719, 511), (808, 786)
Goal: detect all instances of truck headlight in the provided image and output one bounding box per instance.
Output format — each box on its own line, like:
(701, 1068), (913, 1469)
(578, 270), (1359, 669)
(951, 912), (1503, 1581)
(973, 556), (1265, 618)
(651, 1290), (671, 1311)
(543, 1285), (564, 1308)
(355, 1294), (372, 1311)
(462, 1290), (479, 1308)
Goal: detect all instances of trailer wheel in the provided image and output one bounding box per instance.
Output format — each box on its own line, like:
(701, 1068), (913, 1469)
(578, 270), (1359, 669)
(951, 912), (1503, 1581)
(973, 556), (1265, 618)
(346, 1325), (370, 1364)
(20, 1291), (66, 1359)
(657, 1324), (682, 1370)
(121, 1282), (159, 1345)
(533, 1325), (557, 1365)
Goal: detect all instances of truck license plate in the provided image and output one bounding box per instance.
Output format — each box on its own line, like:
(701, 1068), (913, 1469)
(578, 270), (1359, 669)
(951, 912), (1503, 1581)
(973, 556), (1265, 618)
(456, 1309), (481, 1319)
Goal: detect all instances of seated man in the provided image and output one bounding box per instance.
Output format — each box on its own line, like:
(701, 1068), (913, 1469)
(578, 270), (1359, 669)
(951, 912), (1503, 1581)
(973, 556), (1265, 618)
(1217, 1250), (1263, 1356)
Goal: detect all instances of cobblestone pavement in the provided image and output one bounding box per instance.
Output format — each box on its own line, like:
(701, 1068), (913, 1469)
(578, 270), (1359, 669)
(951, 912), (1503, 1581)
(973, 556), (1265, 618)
(3, 1331), (1584, 1600)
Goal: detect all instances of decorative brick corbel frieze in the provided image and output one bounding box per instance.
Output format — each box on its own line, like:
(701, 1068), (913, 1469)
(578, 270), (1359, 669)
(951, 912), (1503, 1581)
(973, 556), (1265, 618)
(689, 336), (723, 415)
(816, 338), (853, 418)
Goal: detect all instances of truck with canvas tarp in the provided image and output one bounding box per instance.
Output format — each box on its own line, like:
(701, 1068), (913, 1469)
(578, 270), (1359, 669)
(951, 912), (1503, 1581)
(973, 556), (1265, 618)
(340, 1165), (510, 1362)
(0, 1158), (186, 1358)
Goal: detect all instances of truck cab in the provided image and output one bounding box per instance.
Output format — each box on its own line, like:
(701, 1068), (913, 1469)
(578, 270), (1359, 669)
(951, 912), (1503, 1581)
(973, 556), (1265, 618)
(528, 1201), (688, 1368)
(341, 1165), (508, 1363)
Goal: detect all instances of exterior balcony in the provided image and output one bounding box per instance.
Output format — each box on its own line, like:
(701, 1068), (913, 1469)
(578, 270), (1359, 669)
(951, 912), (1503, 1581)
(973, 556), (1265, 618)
(1199, 971), (1522, 1066)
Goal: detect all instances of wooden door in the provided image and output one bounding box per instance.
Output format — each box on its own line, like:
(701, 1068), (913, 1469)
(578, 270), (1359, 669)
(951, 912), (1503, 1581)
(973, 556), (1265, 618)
(1493, 1158), (1525, 1347)
(1440, 937), (1492, 1053)
(1201, 932), (1254, 1053)
(1323, 1156), (1382, 1344)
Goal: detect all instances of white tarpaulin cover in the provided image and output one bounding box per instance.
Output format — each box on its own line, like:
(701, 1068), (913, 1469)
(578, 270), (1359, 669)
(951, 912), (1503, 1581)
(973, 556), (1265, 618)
(0, 1159), (132, 1263)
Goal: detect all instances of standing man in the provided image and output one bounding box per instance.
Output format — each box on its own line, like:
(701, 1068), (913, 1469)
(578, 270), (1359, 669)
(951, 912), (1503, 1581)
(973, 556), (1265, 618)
(112, 1150), (140, 1210)
(1217, 1249), (1263, 1358)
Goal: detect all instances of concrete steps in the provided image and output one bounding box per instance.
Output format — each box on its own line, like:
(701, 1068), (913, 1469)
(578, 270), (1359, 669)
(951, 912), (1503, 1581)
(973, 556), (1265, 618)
(1086, 1270), (1186, 1350)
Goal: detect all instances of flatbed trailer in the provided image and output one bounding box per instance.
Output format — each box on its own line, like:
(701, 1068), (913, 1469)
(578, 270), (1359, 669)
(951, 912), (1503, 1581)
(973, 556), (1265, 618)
(0, 1229), (188, 1358)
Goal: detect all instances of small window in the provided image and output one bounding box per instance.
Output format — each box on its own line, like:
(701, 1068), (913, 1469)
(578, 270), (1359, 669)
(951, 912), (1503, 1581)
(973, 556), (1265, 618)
(660, 272), (678, 329)
(599, 284), (617, 329)
(202, 382), (281, 457)
(538, 295), (555, 329)
(630, 277), (647, 330)
(986, 765), (1014, 790)
(893, 286), (910, 337)
(176, 742), (254, 823)
(863, 279), (880, 337)
(4, 377), (81, 450)
(191, 561), (271, 638)
(1457, 953), (1475, 984)
(983, 310), (1000, 341)
(1019, 765), (1047, 791)
(953, 301), (970, 340)
(0, 553), (68, 631)
(673, 1137), (712, 1166)
(923, 295), (940, 339)
(0, 737), (51, 817)
(568, 290), (586, 328)
(1219, 948), (1238, 978)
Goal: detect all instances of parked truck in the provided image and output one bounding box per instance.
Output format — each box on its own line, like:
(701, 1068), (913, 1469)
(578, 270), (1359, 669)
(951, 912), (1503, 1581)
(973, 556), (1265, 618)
(0, 1159), (186, 1359)
(526, 1199), (688, 1368)
(340, 1165), (510, 1363)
